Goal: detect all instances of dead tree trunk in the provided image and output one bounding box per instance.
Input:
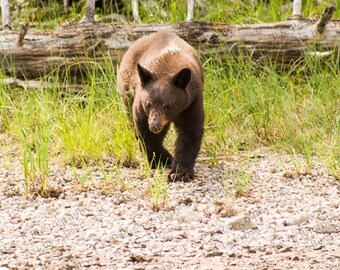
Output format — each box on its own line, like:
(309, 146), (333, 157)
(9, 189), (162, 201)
(79, 0), (96, 24)
(1, 0), (11, 29)
(0, 6), (338, 79)
(292, 0), (302, 19)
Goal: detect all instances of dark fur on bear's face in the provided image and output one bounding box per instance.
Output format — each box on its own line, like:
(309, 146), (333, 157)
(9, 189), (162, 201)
(117, 32), (204, 181)
(137, 64), (191, 134)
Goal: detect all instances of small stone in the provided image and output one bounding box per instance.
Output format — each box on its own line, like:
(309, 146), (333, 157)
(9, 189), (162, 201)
(129, 253), (152, 263)
(176, 208), (204, 223)
(7, 262), (17, 269)
(205, 250), (223, 257)
(177, 231), (188, 239)
(171, 224), (182, 231)
(265, 248), (273, 255)
(283, 171), (294, 178)
(228, 251), (236, 258)
(283, 213), (309, 226)
(226, 215), (257, 231)
(278, 246), (293, 253)
(312, 221), (340, 233)
(248, 248), (256, 254)
(274, 244), (284, 250)
(177, 197), (194, 205)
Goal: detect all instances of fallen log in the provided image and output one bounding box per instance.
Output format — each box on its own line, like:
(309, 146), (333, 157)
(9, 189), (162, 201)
(0, 6), (339, 80)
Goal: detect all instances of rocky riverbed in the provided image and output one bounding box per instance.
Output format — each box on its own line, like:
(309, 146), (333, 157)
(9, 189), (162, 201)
(1, 135), (339, 269)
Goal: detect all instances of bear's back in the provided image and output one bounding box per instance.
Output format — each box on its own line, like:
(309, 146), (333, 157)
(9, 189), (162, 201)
(118, 32), (203, 106)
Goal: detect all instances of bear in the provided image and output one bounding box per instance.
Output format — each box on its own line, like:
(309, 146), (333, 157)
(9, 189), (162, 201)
(117, 31), (204, 181)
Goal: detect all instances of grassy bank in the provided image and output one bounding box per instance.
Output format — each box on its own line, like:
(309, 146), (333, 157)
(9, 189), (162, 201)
(0, 0), (339, 198)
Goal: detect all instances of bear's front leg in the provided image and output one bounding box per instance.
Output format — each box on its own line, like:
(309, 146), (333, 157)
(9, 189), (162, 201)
(134, 116), (173, 168)
(169, 103), (204, 181)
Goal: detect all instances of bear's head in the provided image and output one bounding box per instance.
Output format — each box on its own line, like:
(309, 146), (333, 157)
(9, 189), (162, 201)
(135, 63), (192, 134)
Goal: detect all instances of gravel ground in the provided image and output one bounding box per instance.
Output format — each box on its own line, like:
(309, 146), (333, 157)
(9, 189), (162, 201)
(1, 133), (339, 270)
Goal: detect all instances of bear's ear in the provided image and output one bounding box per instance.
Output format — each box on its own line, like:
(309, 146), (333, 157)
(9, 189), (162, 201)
(173, 68), (191, 89)
(137, 63), (153, 86)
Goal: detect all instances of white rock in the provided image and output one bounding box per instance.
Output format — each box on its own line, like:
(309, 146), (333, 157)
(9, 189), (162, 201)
(312, 221), (340, 233)
(283, 213), (310, 226)
(226, 215), (257, 231)
(175, 208), (205, 224)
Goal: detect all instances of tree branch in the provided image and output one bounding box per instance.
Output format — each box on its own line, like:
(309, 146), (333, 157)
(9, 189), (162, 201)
(315, 5), (336, 34)
(16, 23), (30, 47)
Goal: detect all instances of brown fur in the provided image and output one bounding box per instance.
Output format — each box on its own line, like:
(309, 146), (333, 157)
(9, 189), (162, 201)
(117, 32), (204, 181)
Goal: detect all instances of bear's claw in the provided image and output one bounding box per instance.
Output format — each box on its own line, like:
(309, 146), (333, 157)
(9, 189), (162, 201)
(167, 169), (194, 182)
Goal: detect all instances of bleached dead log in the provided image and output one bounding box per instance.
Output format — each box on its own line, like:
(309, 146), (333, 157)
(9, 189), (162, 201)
(187, 0), (194, 21)
(63, 0), (69, 14)
(0, 6), (339, 79)
(292, 0), (302, 19)
(0, 77), (83, 92)
(131, 0), (139, 22)
(79, 0), (96, 24)
(1, 77), (52, 89)
(1, 0), (11, 29)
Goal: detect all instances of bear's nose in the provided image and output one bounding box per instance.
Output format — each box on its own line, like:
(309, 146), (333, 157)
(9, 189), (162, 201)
(149, 124), (163, 134)
(149, 119), (163, 134)
(148, 110), (168, 134)
(148, 114), (164, 134)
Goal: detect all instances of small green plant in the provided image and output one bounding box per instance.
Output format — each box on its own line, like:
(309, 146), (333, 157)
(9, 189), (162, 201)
(13, 88), (53, 198)
(204, 139), (220, 166)
(288, 147), (313, 175)
(0, 83), (11, 133)
(232, 155), (252, 197)
(103, 160), (130, 192)
(214, 168), (239, 218)
(320, 136), (340, 181)
(222, 169), (230, 201)
(221, 154), (252, 199)
(113, 161), (128, 190)
(147, 162), (169, 211)
(70, 161), (93, 186)
(327, 155), (340, 181)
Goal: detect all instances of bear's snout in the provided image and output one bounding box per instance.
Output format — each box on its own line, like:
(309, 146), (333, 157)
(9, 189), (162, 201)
(148, 111), (167, 134)
(149, 123), (163, 134)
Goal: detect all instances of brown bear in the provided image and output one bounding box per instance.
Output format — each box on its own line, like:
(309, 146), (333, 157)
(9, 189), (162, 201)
(117, 32), (204, 181)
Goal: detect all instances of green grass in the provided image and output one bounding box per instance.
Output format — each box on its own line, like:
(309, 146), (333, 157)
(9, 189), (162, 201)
(150, 165), (169, 210)
(203, 54), (339, 170)
(9, 0), (340, 27)
(0, 1), (339, 197)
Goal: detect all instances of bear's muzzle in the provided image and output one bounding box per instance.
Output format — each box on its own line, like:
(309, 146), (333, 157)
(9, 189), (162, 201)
(148, 111), (168, 134)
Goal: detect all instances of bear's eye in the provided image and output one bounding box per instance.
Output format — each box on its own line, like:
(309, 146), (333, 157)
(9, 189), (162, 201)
(144, 101), (152, 110)
(163, 104), (170, 112)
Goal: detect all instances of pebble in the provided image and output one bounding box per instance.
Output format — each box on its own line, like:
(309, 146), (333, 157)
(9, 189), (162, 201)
(283, 213), (310, 226)
(226, 215), (257, 231)
(312, 221), (340, 233)
(176, 208), (205, 223)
